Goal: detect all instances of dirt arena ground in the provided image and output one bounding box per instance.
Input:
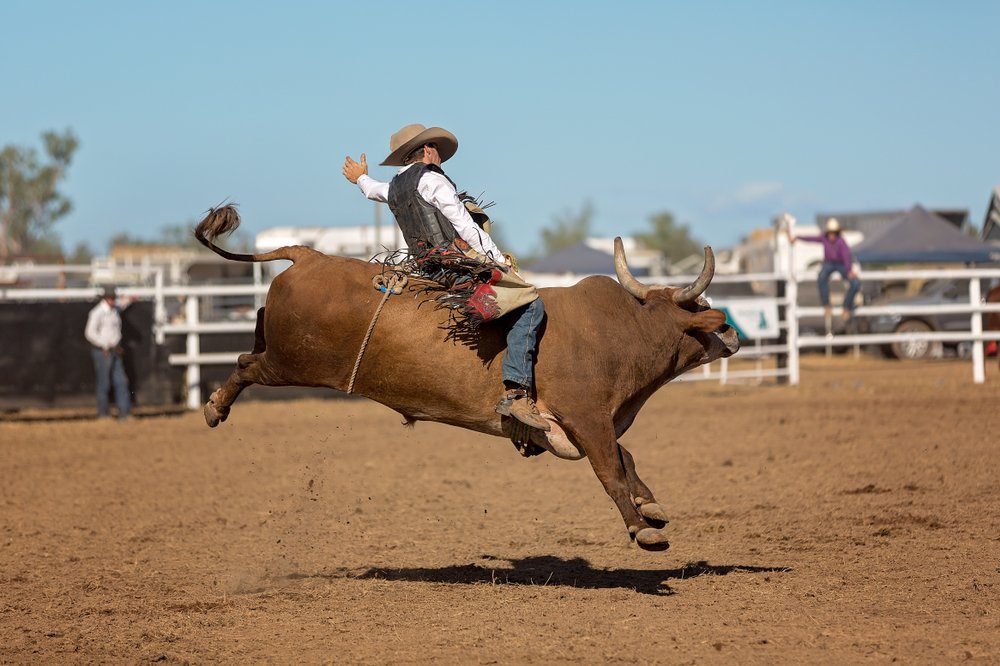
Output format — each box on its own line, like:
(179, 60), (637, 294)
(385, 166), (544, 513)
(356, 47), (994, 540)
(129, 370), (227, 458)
(2, 356), (998, 664)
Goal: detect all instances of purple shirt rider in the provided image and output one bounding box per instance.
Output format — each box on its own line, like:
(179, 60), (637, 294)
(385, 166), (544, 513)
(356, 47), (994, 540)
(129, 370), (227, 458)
(796, 233), (854, 269)
(788, 218), (862, 316)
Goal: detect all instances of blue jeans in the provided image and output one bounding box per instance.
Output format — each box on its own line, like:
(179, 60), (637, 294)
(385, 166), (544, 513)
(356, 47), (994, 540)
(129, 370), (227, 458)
(91, 348), (131, 418)
(817, 262), (861, 312)
(502, 298), (545, 388)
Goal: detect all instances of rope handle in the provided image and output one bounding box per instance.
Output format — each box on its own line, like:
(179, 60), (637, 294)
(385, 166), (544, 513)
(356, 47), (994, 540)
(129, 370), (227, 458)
(347, 272), (409, 394)
(372, 273), (407, 295)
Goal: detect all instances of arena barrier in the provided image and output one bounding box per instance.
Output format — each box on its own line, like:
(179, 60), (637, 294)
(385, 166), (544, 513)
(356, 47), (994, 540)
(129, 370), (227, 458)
(790, 267), (1000, 384)
(650, 265), (1000, 386)
(3, 262), (1000, 410)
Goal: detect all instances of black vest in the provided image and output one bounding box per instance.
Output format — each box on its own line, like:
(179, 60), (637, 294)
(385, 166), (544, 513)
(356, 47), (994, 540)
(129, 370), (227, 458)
(387, 163), (458, 248)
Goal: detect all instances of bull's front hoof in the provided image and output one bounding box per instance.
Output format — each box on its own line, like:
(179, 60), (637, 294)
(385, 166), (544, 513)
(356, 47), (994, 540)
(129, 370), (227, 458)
(637, 502), (669, 528)
(635, 527), (670, 551)
(203, 400), (227, 428)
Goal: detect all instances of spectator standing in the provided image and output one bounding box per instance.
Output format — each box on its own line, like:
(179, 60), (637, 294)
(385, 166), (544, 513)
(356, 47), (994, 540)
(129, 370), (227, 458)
(84, 286), (132, 420)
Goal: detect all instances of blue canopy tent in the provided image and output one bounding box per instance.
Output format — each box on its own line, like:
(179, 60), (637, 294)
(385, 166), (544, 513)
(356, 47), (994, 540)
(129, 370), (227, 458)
(526, 242), (641, 275)
(853, 205), (1000, 264)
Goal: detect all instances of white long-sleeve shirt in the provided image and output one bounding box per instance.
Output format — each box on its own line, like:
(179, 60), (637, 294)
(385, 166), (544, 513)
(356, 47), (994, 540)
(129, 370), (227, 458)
(357, 165), (504, 262)
(84, 300), (123, 350)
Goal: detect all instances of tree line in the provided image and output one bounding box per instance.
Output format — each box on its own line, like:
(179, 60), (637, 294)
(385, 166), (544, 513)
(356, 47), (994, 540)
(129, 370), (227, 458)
(1, 130), (703, 268)
(1, 129), (81, 261)
(527, 199), (703, 266)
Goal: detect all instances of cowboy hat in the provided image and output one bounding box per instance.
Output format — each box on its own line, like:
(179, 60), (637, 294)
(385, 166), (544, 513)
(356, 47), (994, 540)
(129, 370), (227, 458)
(380, 124), (458, 166)
(825, 218), (842, 233)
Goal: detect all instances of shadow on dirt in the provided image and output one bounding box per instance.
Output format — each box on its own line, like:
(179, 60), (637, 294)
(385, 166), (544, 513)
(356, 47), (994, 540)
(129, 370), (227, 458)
(287, 555), (791, 596)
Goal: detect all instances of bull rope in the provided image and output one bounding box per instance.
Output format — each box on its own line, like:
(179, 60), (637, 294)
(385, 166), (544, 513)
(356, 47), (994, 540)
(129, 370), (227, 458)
(347, 272), (408, 394)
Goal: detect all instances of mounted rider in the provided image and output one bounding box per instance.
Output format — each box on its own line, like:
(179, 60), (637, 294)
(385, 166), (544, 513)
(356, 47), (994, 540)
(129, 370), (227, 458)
(343, 124), (549, 434)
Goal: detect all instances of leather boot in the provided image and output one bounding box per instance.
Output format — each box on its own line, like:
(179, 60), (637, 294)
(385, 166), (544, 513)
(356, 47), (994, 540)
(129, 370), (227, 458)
(495, 388), (550, 431)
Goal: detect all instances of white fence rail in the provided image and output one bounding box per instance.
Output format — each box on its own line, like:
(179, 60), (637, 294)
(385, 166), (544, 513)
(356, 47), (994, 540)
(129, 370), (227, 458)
(3, 264), (999, 409)
(627, 266), (1000, 386)
(792, 268), (1000, 384)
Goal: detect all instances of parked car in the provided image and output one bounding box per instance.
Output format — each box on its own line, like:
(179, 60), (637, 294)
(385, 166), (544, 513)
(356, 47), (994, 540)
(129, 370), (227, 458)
(864, 279), (979, 360)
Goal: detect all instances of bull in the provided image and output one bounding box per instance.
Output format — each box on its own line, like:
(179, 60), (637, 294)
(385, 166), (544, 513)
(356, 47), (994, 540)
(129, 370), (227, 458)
(194, 205), (739, 551)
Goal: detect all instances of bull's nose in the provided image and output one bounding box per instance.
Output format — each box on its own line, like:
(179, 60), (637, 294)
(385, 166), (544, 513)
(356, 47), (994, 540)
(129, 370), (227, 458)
(718, 324), (740, 356)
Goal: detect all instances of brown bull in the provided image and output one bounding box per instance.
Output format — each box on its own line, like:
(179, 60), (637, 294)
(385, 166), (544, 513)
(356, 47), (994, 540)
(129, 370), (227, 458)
(194, 205), (739, 551)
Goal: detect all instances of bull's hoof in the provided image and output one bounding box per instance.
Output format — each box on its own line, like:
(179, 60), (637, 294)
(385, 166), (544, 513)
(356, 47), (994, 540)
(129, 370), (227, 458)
(637, 502), (669, 528)
(203, 400), (228, 428)
(635, 527), (671, 551)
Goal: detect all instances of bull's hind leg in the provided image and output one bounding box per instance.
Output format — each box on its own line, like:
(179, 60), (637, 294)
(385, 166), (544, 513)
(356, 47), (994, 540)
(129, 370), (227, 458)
(204, 308), (269, 427)
(618, 444), (669, 529)
(204, 352), (268, 427)
(571, 421), (670, 551)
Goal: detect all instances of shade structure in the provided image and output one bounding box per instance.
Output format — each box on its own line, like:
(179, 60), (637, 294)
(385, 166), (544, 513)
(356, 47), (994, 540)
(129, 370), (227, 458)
(853, 204), (999, 264)
(526, 242), (629, 275)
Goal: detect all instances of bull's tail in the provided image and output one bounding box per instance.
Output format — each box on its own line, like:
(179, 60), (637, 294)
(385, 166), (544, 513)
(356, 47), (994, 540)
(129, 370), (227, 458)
(194, 203), (310, 263)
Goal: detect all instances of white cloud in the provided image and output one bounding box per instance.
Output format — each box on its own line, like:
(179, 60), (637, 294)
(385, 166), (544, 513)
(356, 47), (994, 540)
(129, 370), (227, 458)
(706, 181), (796, 214)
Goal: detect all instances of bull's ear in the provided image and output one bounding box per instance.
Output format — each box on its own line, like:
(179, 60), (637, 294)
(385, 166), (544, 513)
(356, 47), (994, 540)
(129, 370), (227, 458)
(685, 308), (727, 332)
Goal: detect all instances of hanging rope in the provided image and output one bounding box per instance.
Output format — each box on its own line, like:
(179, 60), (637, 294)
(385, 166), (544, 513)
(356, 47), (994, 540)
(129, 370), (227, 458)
(347, 272), (407, 394)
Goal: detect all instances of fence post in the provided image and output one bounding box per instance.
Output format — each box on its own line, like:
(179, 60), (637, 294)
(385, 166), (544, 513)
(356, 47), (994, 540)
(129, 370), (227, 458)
(970, 277), (985, 384)
(185, 296), (202, 409)
(824, 309), (834, 358)
(786, 269), (800, 386)
(774, 214), (801, 385)
(153, 268), (166, 345)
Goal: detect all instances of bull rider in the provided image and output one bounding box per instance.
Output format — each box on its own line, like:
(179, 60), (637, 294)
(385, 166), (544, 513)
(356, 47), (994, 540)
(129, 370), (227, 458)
(342, 123), (550, 434)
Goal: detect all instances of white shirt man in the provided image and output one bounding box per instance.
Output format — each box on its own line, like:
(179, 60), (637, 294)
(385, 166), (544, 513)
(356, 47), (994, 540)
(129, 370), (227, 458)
(85, 297), (124, 351)
(84, 287), (132, 419)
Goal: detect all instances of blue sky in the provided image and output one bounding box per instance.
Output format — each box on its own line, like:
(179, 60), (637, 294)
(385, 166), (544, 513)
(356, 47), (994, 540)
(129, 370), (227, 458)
(2, 1), (998, 256)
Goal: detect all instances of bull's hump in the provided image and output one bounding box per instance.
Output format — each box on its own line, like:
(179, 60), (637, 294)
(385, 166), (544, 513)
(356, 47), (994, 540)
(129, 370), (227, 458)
(553, 275), (639, 309)
(541, 274), (622, 298)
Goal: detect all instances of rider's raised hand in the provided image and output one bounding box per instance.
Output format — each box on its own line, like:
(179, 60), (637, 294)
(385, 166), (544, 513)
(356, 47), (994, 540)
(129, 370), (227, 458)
(342, 153), (368, 184)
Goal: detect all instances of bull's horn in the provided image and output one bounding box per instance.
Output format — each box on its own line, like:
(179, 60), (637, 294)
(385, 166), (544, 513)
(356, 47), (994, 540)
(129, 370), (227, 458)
(614, 237), (651, 300)
(672, 246), (715, 305)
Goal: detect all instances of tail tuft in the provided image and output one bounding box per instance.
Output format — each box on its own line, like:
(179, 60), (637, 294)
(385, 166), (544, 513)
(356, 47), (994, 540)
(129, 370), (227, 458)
(192, 200), (307, 264)
(195, 202), (241, 248)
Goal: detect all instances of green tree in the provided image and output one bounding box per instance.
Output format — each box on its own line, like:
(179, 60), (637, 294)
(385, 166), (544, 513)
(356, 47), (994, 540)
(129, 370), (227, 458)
(158, 223), (202, 247)
(541, 200), (594, 255)
(0, 129), (79, 261)
(109, 222), (201, 249)
(634, 211), (703, 264)
(67, 241), (94, 264)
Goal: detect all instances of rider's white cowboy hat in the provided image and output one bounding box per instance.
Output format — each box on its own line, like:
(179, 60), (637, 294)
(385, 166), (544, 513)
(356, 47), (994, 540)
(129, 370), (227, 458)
(380, 124), (459, 166)
(825, 218), (842, 233)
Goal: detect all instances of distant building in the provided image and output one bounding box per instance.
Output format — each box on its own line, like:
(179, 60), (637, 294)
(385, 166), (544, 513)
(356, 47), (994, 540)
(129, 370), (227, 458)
(0, 242), (254, 290)
(255, 224), (405, 260)
(253, 223), (408, 279)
